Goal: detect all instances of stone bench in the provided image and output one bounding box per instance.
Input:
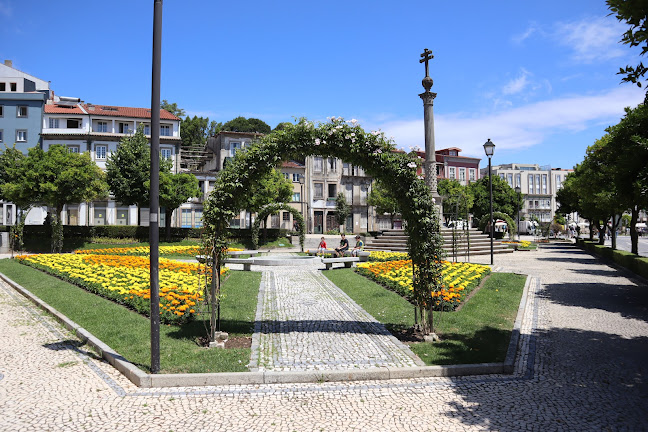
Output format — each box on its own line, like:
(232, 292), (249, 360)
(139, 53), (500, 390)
(321, 257), (360, 270)
(308, 250), (370, 262)
(223, 258), (253, 271)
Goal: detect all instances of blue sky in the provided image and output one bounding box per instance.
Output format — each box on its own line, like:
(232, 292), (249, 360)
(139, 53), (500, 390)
(1, 0), (644, 169)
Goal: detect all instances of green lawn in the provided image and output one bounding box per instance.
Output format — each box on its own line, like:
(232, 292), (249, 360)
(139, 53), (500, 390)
(0, 259), (261, 373)
(324, 269), (526, 365)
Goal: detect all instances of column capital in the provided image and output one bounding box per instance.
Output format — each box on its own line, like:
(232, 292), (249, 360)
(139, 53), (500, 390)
(419, 91), (437, 104)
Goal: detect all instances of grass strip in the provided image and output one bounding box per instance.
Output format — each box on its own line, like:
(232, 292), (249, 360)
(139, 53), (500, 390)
(0, 259), (260, 373)
(323, 269), (526, 365)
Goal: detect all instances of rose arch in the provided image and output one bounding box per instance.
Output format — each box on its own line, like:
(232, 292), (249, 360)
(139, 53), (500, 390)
(252, 203), (305, 251)
(203, 117), (444, 333)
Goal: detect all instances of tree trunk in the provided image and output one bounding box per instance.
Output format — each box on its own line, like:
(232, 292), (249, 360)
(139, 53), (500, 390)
(588, 219), (594, 241)
(630, 206), (639, 255)
(165, 208), (173, 242)
(598, 222), (605, 245)
(611, 215), (617, 250)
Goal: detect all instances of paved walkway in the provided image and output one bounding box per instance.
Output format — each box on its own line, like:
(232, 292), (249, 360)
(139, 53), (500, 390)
(1, 243), (647, 431)
(250, 267), (422, 371)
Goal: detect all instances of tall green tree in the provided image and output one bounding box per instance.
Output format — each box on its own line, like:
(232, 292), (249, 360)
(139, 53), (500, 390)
(16, 146), (107, 252)
(335, 192), (352, 233)
(158, 172), (201, 241)
(180, 115), (209, 150)
(437, 179), (474, 225)
(468, 175), (522, 221)
(160, 100), (185, 118)
(0, 145), (37, 251)
(221, 116), (271, 134)
(601, 104), (648, 253)
(607, 0), (648, 102)
(367, 179), (400, 229)
(237, 168), (293, 228)
(106, 127), (171, 225)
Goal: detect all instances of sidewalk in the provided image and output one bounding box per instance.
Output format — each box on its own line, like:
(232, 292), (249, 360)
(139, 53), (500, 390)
(0, 242), (647, 430)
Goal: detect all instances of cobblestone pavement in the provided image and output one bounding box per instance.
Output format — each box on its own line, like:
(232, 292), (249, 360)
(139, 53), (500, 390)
(250, 267), (422, 371)
(1, 243), (647, 431)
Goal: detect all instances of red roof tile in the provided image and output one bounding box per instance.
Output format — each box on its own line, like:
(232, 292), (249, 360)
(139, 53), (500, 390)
(83, 104), (180, 120)
(282, 161), (305, 168)
(44, 104), (86, 114)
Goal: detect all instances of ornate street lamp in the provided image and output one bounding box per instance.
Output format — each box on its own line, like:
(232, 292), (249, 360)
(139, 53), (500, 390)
(483, 139), (495, 265)
(515, 185), (521, 242)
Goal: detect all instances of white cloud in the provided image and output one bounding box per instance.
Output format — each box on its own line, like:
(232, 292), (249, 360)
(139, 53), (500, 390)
(512, 24), (538, 44)
(502, 68), (531, 95)
(377, 86), (645, 159)
(554, 16), (626, 63)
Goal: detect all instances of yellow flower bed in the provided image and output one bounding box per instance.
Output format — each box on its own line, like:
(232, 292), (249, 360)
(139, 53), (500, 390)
(501, 240), (532, 248)
(368, 251), (410, 262)
(74, 245), (244, 257)
(355, 259), (490, 310)
(16, 253), (228, 324)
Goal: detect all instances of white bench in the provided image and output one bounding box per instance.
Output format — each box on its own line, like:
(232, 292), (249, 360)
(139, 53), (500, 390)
(223, 258), (252, 271)
(321, 257), (360, 270)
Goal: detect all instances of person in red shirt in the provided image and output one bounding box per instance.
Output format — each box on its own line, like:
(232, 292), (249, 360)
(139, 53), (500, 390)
(317, 237), (327, 256)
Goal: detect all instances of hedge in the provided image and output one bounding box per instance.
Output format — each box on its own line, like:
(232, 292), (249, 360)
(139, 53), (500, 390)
(576, 239), (648, 280)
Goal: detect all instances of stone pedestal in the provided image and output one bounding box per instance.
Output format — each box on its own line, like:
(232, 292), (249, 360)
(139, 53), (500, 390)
(209, 331), (229, 349)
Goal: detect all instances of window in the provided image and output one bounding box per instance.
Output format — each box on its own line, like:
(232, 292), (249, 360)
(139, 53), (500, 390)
(343, 162), (350, 175)
(160, 124), (171, 136)
(507, 173), (513, 187)
(16, 130), (27, 142)
(542, 174), (547, 194)
(469, 168), (476, 181)
(448, 167), (456, 179)
(230, 142), (241, 157)
(283, 212), (290, 221)
(292, 173), (300, 182)
(292, 192), (301, 202)
(459, 168), (466, 181)
(515, 174), (521, 188)
(0, 83), (4, 91)
(143, 124), (150, 135)
(161, 148), (172, 160)
(194, 209), (203, 228)
(314, 157), (323, 173)
(49, 118), (60, 128)
(528, 175), (534, 194)
(181, 209), (192, 228)
(283, 172), (289, 180)
(10, 83), (17, 91)
(328, 183), (337, 199)
(0, 105), (4, 117)
(67, 119), (81, 128)
(314, 183), (323, 199)
(328, 158), (337, 172)
(556, 175), (562, 190)
(0, 129), (3, 143)
(67, 146), (79, 153)
(119, 123), (130, 134)
(535, 174), (541, 194)
(17, 106), (28, 118)
(95, 145), (107, 159)
(97, 121), (108, 133)
(345, 183), (353, 202)
(116, 208), (129, 226)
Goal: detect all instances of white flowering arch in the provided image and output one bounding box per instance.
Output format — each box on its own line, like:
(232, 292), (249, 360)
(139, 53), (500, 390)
(204, 118), (444, 333)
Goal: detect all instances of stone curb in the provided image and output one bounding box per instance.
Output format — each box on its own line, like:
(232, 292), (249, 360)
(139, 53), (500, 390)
(0, 272), (531, 388)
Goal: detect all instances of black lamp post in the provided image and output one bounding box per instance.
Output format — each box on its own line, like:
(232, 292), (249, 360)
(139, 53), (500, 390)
(515, 185), (521, 242)
(483, 139), (495, 265)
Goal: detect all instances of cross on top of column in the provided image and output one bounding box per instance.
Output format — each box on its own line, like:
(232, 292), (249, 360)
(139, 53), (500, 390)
(419, 48), (433, 77)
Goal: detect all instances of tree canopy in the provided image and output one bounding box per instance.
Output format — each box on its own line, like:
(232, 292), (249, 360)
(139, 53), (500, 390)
(437, 179), (474, 224)
(157, 171), (200, 240)
(221, 116), (271, 134)
(367, 179), (400, 229)
(468, 175), (522, 221)
(607, 0), (648, 101)
(335, 192), (352, 231)
(160, 100), (186, 118)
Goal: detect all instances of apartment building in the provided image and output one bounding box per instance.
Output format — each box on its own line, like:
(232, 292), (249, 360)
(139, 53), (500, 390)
(482, 163), (578, 224)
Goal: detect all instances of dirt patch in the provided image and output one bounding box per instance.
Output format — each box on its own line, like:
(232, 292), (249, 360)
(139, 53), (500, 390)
(197, 335), (252, 349)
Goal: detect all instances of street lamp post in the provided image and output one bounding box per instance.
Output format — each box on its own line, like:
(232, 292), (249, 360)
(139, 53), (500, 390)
(515, 185), (521, 242)
(483, 139), (495, 266)
(299, 174), (305, 246)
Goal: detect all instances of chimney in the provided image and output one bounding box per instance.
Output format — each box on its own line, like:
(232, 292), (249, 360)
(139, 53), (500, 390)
(4, 60), (12, 68)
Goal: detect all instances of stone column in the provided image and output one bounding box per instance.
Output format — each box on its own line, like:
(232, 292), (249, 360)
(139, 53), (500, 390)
(420, 78), (442, 215)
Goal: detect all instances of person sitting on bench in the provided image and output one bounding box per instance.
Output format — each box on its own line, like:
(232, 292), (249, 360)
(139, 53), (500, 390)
(334, 233), (349, 257)
(351, 235), (364, 257)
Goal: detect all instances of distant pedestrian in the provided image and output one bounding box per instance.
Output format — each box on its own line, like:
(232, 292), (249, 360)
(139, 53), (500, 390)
(317, 237), (327, 256)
